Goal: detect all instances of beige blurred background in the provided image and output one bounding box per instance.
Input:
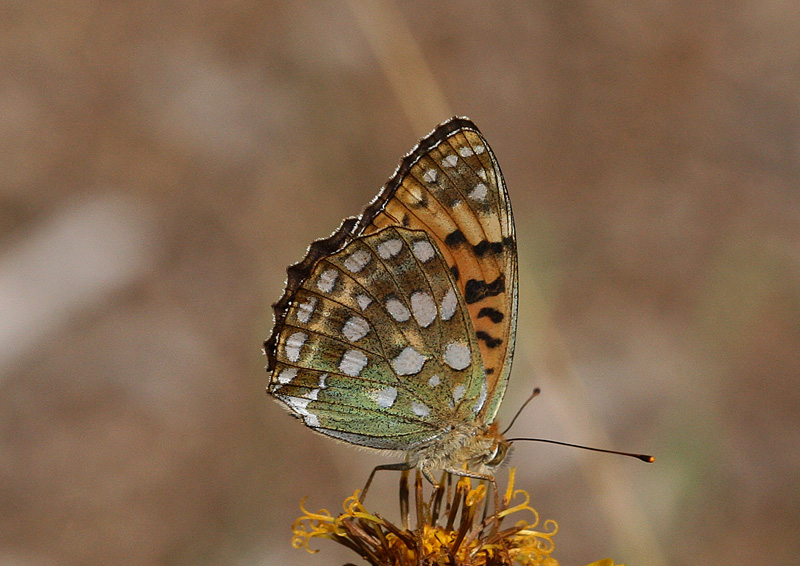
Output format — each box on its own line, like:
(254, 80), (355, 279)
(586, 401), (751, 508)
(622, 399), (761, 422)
(2, 2), (799, 565)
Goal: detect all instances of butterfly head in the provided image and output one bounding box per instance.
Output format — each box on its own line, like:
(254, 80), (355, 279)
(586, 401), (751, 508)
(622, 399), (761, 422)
(469, 421), (511, 472)
(483, 426), (511, 468)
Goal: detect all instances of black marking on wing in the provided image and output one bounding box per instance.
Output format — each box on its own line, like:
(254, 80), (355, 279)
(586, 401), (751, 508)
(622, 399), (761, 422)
(477, 307), (504, 323)
(444, 229), (467, 248)
(476, 331), (503, 348)
(472, 240), (504, 257)
(464, 275), (506, 305)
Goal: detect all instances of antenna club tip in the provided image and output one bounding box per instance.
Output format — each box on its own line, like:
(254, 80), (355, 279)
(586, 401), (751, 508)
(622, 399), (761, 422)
(640, 455), (655, 463)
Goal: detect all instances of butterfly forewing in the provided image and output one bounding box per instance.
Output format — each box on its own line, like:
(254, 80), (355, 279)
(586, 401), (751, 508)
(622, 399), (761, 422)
(361, 122), (517, 422)
(268, 226), (487, 449)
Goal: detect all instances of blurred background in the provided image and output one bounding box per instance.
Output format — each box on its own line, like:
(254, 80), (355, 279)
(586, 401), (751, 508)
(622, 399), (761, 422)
(2, 2), (799, 565)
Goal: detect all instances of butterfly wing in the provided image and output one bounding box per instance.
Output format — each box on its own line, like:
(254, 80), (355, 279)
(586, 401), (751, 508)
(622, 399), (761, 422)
(358, 118), (518, 422)
(265, 117), (518, 445)
(266, 226), (487, 449)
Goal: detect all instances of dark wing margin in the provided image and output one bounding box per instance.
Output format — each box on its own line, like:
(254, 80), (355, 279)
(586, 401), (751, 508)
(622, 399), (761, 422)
(264, 216), (357, 373)
(264, 116), (483, 373)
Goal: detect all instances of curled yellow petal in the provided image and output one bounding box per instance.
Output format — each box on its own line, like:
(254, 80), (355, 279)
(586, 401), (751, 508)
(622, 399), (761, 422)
(289, 469), (571, 565)
(465, 482), (487, 507)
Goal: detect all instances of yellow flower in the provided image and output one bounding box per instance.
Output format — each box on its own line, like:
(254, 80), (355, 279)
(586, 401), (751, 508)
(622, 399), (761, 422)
(292, 468), (559, 566)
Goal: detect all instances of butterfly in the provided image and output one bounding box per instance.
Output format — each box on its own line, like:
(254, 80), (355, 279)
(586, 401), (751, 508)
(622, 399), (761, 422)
(264, 117), (518, 490)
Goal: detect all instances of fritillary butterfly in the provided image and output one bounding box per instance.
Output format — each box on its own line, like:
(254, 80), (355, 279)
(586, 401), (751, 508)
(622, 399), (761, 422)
(265, 117), (518, 487)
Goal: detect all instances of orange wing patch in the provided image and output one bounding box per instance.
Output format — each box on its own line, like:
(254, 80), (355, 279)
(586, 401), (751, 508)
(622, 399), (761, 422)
(361, 123), (517, 421)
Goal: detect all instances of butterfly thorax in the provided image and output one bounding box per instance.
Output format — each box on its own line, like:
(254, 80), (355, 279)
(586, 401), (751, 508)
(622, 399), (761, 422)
(407, 420), (510, 483)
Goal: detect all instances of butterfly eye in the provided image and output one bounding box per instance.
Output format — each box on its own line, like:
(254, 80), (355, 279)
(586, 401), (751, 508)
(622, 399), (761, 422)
(485, 441), (509, 467)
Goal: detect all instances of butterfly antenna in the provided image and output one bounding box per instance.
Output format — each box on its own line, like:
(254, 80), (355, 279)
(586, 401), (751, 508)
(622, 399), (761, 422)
(501, 387), (541, 435)
(506, 437), (655, 463)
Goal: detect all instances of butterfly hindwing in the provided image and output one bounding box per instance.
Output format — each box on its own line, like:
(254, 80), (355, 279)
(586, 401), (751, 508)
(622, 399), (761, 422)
(268, 226), (487, 449)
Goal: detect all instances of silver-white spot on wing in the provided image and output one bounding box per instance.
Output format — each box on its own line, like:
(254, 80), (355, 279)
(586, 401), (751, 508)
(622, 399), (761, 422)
(473, 379), (488, 414)
(317, 269), (339, 293)
(442, 154), (458, 168)
(423, 169), (437, 183)
(342, 315), (370, 342)
(444, 341), (471, 371)
(373, 386), (398, 408)
(428, 374), (440, 387)
(453, 385), (466, 403)
(468, 183), (488, 202)
(377, 238), (403, 259)
(440, 288), (457, 321)
(391, 346), (426, 376)
(277, 368), (298, 384)
(344, 249), (371, 273)
(356, 294), (372, 310)
(411, 401), (431, 418)
(339, 349), (368, 377)
(284, 332), (308, 363)
(284, 396), (320, 427)
(412, 240), (435, 262)
(386, 297), (411, 322)
(296, 296), (317, 324)
(410, 291), (437, 328)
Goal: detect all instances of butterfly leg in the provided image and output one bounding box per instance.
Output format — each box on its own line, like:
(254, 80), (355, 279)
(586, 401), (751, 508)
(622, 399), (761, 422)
(360, 462), (414, 503)
(442, 466), (493, 483)
(419, 465), (441, 488)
